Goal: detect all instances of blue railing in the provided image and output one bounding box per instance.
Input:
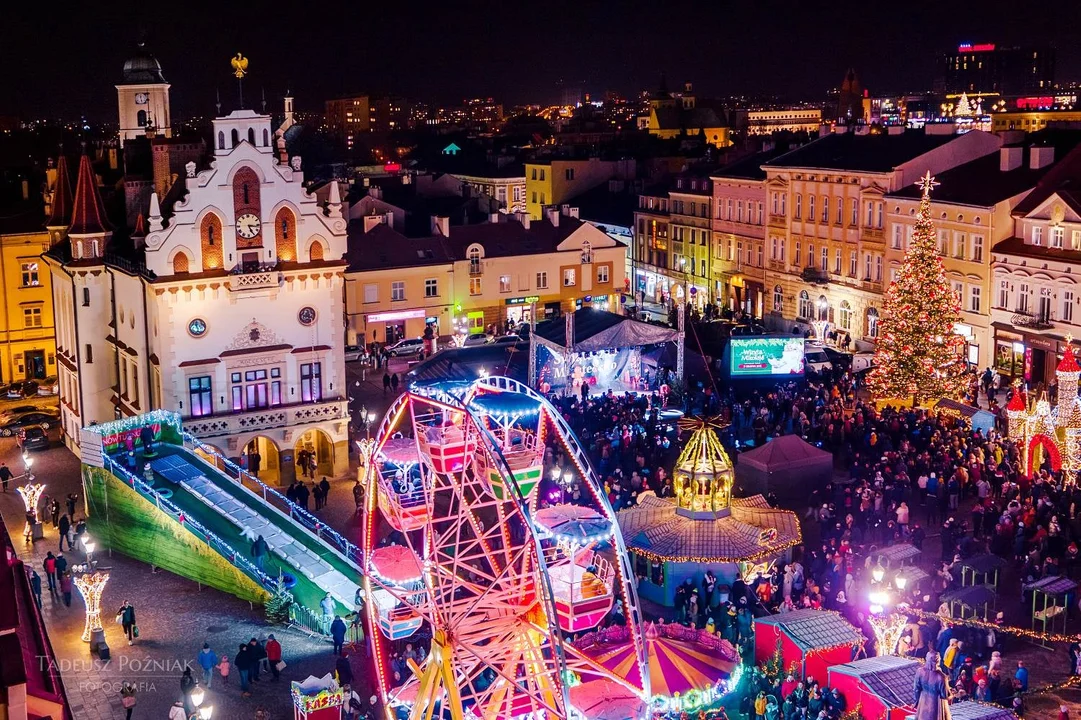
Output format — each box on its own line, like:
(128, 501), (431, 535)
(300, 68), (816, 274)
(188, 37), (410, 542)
(182, 434), (364, 569)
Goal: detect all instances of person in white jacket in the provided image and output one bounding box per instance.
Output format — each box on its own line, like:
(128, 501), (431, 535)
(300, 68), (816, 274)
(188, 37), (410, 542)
(168, 699), (187, 720)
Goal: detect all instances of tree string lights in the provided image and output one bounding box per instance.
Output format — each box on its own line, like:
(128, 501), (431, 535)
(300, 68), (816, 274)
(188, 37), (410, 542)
(73, 571), (110, 642)
(867, 171), (967, 405)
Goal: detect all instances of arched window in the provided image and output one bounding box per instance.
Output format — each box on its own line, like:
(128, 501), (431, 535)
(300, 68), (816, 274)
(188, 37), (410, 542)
(798, 290), (812, 319)
(200, 214), (223, 270)
(172, 251), (190, 274)
(218, 131), (225, 150)
(817, 295), (830, 322)
(242, 183), (250, 204)
(468, 246), (482, 273)
(581, 240), (592, 264)
(275, 207), (297, 262)
(137, 109), (147, 127)
(839, 300), (852, 330)
(867, 307), (880, 338)
(262, 129), (269, 146)
(309, 239), (325, 261)
(773, 285), (783, 313)
(247, 127), (256, 145)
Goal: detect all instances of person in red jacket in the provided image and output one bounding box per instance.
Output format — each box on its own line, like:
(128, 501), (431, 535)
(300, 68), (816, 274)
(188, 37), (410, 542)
(265, 634), (282, 681)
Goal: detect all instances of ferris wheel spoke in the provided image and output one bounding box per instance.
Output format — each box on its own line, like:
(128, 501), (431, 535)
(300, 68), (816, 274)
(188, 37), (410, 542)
(454, 629), (564, 719)
(447, 543), (535, 632)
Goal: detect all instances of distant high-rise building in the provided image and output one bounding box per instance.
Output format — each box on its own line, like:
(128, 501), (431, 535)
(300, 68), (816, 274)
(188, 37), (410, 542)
(325, 94), (409, 148)
(936, 43), (1055, 96)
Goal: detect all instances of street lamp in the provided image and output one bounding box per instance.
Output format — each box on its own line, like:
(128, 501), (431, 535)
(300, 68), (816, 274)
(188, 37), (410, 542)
(894, 573), (908, 592)
(198, 707), (213, 720)
(871, 560), (886, 584)
(22, 453), (34, 481)
(366, 412), (376, 439)
(82, 535), (96, 568)
(190, 684), (205, 709)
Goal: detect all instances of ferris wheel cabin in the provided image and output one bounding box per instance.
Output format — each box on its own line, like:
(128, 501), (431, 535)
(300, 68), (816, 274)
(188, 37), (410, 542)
(470, 391), (545, 500)
(374, 437), (429, 532)
(368, 545), (426, 640)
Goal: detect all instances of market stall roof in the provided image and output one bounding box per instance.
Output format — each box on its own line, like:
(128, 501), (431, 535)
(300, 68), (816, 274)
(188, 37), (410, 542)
(736, 434), (833, 473)
(947, 701), (1019, 720)
(940, 584), (997, 609)
(876, 542), (923, 565)
(961, 554), (1007, 575)
(616, 492), (801, 563)
(829, 655), (919, 709)
(533, 309), (681, 352)
(755, 608), (863, 652)
(1023, 575), (1079, 596)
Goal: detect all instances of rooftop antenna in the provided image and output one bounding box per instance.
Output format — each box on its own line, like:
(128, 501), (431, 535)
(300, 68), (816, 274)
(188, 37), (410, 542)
(261, 87), (267, 114)
(215, 88), (222, 116)
(231, 53), (249, 109)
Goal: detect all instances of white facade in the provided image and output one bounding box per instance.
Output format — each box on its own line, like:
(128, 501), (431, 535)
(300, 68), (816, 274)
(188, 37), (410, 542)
(116, 82), (171, 146)
(48, 109), (351, 484)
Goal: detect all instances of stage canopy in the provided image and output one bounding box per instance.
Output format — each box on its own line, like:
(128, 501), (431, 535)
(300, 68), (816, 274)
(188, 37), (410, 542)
(529, 309), (684, 393)
(735, 434), (834, 499)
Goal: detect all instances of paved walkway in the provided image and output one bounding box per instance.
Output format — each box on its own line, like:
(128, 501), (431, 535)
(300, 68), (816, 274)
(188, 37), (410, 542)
(0, 435), (375, 720)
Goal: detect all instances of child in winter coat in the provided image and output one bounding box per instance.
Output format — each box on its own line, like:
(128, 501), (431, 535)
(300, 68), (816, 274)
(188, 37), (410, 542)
(218, 654), (230, 684)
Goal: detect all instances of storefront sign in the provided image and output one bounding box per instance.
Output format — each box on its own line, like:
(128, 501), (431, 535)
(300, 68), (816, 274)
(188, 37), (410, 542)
(505, 296), (540, 306)
(367, 309), (427, 323)
(1027, 336), (1055, 350)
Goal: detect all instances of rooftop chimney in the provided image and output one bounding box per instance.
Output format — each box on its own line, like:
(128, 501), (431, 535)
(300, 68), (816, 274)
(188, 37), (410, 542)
(433, 215), (450, 237)
(489, 212), (501, 224)
(1030, 145), (1055, 170)
(1000, 146), (1023, 172)
(363, 214), (386, 233)
(546, 207), (560, 227)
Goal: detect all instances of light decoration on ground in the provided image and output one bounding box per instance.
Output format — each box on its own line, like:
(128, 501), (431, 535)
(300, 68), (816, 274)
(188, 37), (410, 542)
(73, 571), (109, 642)
(1006, 335), (1081, 478)
(868, 612), (908, 656)
(867, 172), (968, 405)
(17, 483), (46, 521)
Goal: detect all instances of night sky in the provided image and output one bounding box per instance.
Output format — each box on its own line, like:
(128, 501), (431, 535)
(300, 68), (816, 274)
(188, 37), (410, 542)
(6, 0), (1081, 121)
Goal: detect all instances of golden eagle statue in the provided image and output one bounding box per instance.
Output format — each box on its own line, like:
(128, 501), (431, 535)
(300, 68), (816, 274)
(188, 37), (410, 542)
(231, 53), (249, 79)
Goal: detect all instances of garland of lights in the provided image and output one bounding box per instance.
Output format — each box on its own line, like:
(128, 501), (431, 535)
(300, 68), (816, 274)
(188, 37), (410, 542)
(73, 572), (109, 642)
(908, 607), (1081, 645)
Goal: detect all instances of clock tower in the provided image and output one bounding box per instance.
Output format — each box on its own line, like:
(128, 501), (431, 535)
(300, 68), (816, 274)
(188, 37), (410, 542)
(116, 42), (171, 146)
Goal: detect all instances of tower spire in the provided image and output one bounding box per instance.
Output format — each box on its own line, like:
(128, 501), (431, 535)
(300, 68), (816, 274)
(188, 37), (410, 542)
(46, 155), (74, 229)
(69, 155), (112, 236)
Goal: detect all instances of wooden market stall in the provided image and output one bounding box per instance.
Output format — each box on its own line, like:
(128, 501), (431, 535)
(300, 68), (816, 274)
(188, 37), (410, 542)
(753, 608), (863, 684)
(828, 655), (918, 720)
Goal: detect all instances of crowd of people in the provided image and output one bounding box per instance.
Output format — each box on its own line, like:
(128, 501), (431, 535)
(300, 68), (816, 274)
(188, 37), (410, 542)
(541, 369), (1081, 718)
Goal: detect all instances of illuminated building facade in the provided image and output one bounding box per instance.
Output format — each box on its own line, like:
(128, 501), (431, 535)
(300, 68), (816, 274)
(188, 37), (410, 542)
(936, 43), (1056, 96)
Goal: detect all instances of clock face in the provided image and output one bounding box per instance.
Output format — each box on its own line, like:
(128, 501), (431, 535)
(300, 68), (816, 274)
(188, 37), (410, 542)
(188, 318), (208, 337)
(298, 307), (317, 326)
(134, 92), (148, 105)
(235, 213), (261, 239)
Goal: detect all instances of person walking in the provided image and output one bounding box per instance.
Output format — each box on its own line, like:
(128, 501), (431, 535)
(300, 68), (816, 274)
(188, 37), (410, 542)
(42, 552), (57, 595)
(57, 514), (70, 551)
(179, 668), (196, 714)
(218, 652), (230, 685)
(249, 638), (266, 682)
(59, 572), (72, 607)
(335, 650), (353, 687)
(331, 615), (348, 656)
(251, 535), (269, 572)
(28, 569), (42, 609)
(250, 449), (262, 478)
(391, 373), (400, 393)
(321, 593), (336, 634)
(66, 493), (78, 519)
(0, 462), (11, 492)
(168, 699), (186, 720)
(319, 477), (331, 507)
(235, 643), (253, 697)
(383, 372), (391, 394)
(353, 480), (364, 515)
(117, 600), (136, 645)
(50, 499), (60, 528)
(120, 681), (137, 720)
(197, 643), (218, 688)
(54, 552), (67, 578)
(266, 634), (282, 681)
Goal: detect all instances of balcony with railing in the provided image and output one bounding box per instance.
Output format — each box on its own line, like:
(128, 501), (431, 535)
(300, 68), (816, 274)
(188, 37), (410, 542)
(184, 397), (349, 438)
(1009, 309), (1054, 330)
(228, 269), (283, 291)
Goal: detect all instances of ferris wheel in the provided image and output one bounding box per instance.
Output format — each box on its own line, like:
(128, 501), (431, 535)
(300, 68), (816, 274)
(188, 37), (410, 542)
(362, 376), (651, 720)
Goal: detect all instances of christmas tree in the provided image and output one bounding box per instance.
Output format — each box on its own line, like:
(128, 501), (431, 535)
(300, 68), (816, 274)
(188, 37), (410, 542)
(264, 577), (294, 625)
(867, 172), (968, 405)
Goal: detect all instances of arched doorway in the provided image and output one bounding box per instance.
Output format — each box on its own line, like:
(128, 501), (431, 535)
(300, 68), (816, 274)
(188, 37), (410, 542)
(294, 428), (336, 481)
(1026, 433), (1061, 477)
(242, 436), (281, 485)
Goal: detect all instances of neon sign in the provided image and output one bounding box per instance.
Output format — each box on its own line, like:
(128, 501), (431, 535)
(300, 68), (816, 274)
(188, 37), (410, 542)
(958, 43), (995, 53)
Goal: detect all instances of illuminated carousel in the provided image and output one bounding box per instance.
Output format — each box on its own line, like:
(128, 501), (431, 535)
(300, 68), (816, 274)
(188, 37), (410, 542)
(616, 418), (802, 606)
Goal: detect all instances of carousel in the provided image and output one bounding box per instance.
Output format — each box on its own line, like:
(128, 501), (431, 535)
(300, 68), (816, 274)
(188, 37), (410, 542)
(616, 417), (802, 606)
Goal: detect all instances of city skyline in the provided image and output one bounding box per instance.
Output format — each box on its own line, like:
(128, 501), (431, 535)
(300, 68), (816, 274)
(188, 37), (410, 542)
(6, 0), (1081, 121)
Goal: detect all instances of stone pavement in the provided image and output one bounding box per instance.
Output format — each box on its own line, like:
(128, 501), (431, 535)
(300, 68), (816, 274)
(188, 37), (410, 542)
(0, 433), (376, 720)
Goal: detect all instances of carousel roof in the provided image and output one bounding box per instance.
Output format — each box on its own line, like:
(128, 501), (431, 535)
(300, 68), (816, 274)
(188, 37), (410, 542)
(616, 492), (800, 563)
(578, 622), (738, 698)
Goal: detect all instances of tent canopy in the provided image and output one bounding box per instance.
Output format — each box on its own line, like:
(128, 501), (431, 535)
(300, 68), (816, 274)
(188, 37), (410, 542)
(533, 309), (681, 352)
(737, 434), (833, 473)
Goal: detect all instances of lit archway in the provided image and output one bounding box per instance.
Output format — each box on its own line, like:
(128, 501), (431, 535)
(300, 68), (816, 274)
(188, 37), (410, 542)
(1027, 433), (1061, 477)
(294, 428), (336, 480)
(241, 435), (281, 485)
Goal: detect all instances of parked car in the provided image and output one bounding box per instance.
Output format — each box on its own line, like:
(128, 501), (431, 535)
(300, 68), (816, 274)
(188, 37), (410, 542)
(5, 381), (38, 398)
(463, 333), (492, 347)
(343, 345), (365, 362)
(493, 334), (523, 344)
(386, 338), (424, 356)
(803, 344), (834, 375)
(5, 405), (45, 416)
(36, 376), (59, 395)
(0, 412), (57, 437)
(16, 426), (49, 451)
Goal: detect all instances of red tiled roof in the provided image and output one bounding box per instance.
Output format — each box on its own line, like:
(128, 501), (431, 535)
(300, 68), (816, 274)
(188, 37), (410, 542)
(68, 155), (113, 236)
(46, 156), (73, 228)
